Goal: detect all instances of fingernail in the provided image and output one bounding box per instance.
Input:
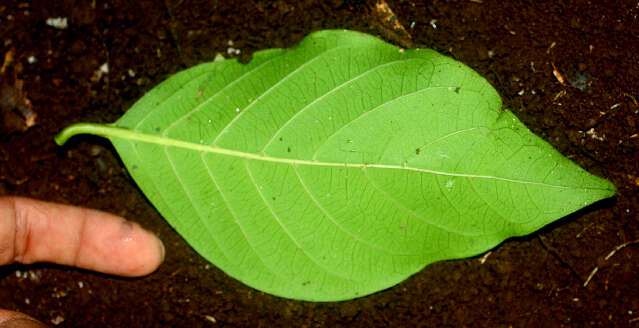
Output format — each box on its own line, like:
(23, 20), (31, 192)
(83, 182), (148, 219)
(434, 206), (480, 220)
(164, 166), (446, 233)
(159, 239), (165, 262)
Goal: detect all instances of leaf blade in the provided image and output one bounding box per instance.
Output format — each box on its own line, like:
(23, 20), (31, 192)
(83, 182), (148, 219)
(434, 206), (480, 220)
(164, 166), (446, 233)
(55, 30), (615, 301)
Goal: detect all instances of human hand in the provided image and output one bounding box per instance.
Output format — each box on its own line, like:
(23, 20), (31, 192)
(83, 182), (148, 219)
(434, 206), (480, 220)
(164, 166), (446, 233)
(0, 196), (165, 327)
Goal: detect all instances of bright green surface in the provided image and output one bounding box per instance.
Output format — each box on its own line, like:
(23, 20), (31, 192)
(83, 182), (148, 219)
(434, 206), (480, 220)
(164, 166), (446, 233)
(56, 30), (615, 301)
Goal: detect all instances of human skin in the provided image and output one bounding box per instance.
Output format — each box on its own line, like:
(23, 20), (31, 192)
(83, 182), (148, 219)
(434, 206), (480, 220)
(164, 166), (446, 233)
(0, 196), (165, 327)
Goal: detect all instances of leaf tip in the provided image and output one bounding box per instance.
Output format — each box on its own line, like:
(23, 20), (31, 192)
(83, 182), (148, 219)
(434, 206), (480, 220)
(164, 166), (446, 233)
(604, 178), (617, 196)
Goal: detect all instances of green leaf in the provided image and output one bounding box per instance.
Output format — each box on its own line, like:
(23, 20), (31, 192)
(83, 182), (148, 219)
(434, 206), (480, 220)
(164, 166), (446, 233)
(56, 30), (615, 301)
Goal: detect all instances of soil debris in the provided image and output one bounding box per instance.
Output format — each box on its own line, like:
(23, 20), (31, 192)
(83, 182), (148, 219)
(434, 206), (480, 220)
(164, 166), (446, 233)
(0, 48), (36, 135)
(369, 0), (414, 48)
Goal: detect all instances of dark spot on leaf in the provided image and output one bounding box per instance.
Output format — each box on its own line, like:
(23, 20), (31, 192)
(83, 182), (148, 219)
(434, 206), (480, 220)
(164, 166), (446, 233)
(279, 137), (283, 141)
(287, 147), (291, 152)
(302, 281), (311, 286)
(272, 196), (276, 200)
(155, 127), (160, 132)
(415, 148), (420, 155)
(455, 87), (461, 94)
(132, 165), (138, 169)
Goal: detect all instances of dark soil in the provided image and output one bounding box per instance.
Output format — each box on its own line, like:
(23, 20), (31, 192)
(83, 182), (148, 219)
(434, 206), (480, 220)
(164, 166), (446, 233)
(1, 0), (638, 327)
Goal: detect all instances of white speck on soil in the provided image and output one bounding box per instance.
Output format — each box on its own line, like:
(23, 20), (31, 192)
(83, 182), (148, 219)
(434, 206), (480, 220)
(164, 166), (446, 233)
(91, 63), (109, 82)
(46, 17), (68, 29)
(586, 128), (604, 141)
(51, 315), (65, 325)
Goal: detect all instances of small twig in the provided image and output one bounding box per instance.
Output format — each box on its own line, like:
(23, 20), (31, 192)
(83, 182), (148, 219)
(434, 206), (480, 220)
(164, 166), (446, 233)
(583, 266), (598, 287)
(478, 251), (492, 264)
(169, 268), (182, 278)
(624, 92), (638, 106)
(538, 235), (583, 282)
(576, 222), (595, 238)
(604, 239), (639, 260)
(583, 239), (639, 287)
(551, 62), (566, 85)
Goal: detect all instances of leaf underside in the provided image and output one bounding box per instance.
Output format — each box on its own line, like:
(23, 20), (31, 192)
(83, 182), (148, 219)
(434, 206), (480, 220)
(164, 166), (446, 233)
(57, 30), (614, 301)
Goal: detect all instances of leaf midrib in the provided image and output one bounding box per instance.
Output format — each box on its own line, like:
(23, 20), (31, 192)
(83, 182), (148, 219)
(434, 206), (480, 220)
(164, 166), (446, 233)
(57, 123), (610, 191)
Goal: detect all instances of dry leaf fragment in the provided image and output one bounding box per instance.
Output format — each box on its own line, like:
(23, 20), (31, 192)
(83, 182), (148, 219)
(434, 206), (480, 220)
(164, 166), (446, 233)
(369, 0), (414, 48)
(551, 62), (566, 85)
(0, 48), (37, 135)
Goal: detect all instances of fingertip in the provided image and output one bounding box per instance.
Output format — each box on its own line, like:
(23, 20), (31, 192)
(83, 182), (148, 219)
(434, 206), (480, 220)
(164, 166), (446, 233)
(0, 197), (165, 277)
(66, 209), (165, 277)
(103, 220), (165, 277)
(0, 310), (46, 328)
(134, 226), (165, 277)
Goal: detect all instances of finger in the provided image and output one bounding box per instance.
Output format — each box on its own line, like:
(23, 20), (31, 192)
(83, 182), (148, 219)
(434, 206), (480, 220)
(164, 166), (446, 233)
(0, 196), (164, 277)
(0, 310), (46, 328)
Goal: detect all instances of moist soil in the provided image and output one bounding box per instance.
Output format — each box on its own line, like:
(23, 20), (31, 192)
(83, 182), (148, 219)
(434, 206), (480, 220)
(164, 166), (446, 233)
(1, 0), (638, 327)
